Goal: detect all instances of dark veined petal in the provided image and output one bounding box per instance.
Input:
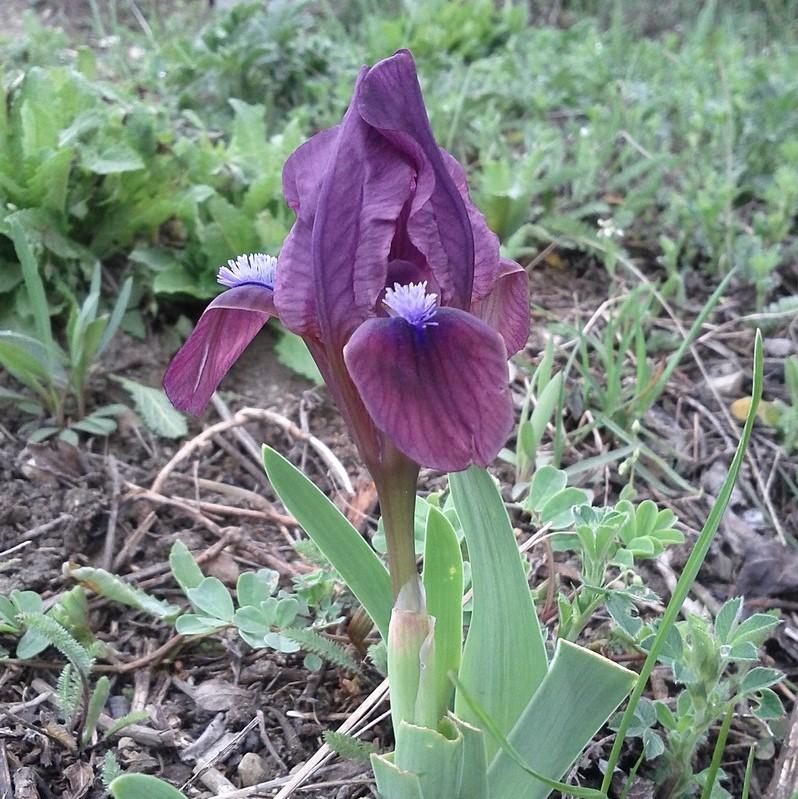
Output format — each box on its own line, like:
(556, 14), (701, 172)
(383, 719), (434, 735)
(440, 148), (500, 302)
(343, 308), (514, 472)
(358, 50), (474, 310)
(312, 70), (415, 348)
(277, 126), (339, 337)
(472, 259), (530, 356)
(163, 285), (275, 416)
(282, 126), (340, 214)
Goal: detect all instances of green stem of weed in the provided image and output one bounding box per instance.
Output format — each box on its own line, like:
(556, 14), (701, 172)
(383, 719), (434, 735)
(566, 588), (605, 643)
(698, 704), (734, 799)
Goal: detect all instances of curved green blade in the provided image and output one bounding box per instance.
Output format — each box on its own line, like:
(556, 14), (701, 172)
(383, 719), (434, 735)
(422, 506), (463, 720)
(450, 466), (548, 761)
(486, 640), (635, 798)
(263, 446), (392, 639)
(371, 752), (423, 799)
(601, 330), (766, 792)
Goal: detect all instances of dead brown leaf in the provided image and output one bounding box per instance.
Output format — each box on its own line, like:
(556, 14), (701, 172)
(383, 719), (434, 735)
(64, 761), (93, 799)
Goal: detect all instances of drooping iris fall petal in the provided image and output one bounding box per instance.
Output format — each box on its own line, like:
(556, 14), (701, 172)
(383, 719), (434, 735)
(472, 259), (530, 356)
(358, 50), (475, 310)
(163, 284), (275, 415)
(343, 306), (514, 472)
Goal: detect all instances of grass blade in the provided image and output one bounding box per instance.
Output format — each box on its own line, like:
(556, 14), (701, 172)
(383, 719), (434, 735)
(97, 275), (133, 356)
(699, 704), (734, 799)
(8, 216), (55, 366)
(741, 745), (755, 799)
(600, 329), (764, 793)
(634, 268), (736, 416)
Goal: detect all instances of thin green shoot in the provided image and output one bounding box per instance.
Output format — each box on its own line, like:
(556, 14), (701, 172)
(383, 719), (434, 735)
(698, 705), (734, 799)
(741, 745), (755, 799)
(618, 751), (645, 799)
(634, 269), (736, 417)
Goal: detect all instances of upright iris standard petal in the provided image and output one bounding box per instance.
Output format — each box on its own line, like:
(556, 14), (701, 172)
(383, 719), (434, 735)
(277, 127), (340, 338)
(344, 304), (514, 472)
(358, 50), (475, 310)
(440, 149), (501, 302)
(472, 259), (530, 356)
(312, 71), (415, 348)
(163, 284), (275, 415)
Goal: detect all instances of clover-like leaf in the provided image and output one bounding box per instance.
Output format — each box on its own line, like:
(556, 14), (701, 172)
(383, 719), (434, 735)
(752, 687), (785, 720)
(540, 488), (591, 529)
(730, 613), (780, 646)
(11, 590), (44, 614)
(0, 596), (21, 632)
(233, 606), (270, 635)
(169, 541), (204, 593)
(274, 596), (301, 628)
(110, 773), (188, 799)
(625, 536), (656, 557)
(714, 596), (743, 644)
(642, 728), (665, 760)
(738, 667), (784, 696)
(727, 640), (758, 661)
(526, 466), (568, 513)
(237, 569), (279, 608)
(634, 500), (659, 537)
(655, 700), (677, 730)
(264, 631), (301, 653)
(606, 591), (643, 638)
(185, 577), (234, 622)
(175, 614), (228, 635)
(16, 627), (51, 659)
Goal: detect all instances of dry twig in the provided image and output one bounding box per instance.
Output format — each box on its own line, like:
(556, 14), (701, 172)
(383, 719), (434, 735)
(151, 407), (353, 496)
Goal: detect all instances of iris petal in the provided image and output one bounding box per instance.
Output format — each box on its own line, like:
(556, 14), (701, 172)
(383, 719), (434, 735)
(358, 50), (475, 310)
(343, 308), (514, 472)
(440, 149), (501, 302)
(277, 126), (339, 337)
(472, 259), (530, 356)
(312, 70), (415, 347)
(163, 284), (275, 415)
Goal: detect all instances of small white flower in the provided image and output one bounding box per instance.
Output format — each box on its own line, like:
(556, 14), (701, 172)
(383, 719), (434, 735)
(597, 219), (624, 239)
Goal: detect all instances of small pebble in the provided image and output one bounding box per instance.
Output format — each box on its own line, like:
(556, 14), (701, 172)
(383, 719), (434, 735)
(237, 752), (269, 787)
(763, 337), (794, 357)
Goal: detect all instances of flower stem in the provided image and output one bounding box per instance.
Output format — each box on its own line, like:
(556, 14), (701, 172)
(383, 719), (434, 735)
(375, 443), (420, 598)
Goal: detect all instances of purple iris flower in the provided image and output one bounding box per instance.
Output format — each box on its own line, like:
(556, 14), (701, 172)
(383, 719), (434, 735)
(164, 50), (529, 478)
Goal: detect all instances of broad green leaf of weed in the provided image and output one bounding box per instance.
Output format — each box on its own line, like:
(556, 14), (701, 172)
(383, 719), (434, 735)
(112, 376), (188, 438)
(274, 328), (322, 383)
